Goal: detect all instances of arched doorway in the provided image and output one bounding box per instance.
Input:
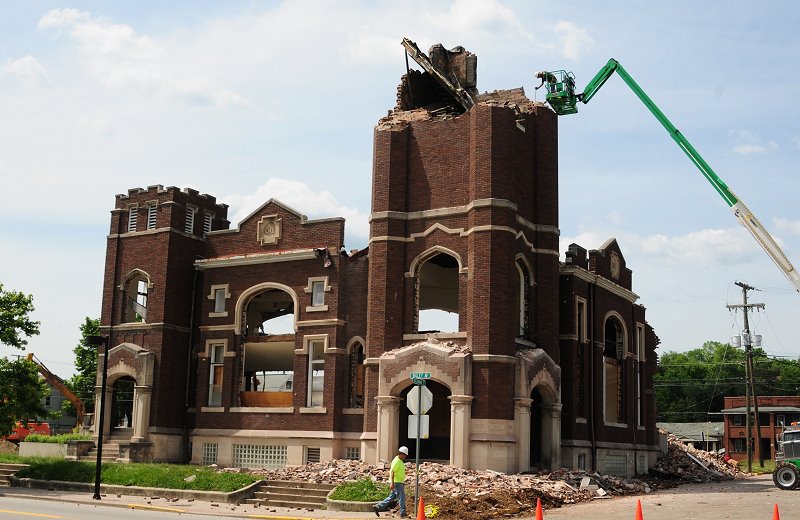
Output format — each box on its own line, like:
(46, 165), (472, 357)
(399, 380), (451, 461)
(603, 315), (626, 424)
(111, 376), (135, 433)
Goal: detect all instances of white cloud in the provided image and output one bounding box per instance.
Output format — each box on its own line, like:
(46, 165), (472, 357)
(37, 8), (251, 107)
(561, 226), (759, 268)
(552, 21), (594, 60)
(731, 130), (777, 155)
(421, 0), (533, 39)
(1, 55), (51, 86)
(223, 178), (370, 246)
(774, 218), (800, 235)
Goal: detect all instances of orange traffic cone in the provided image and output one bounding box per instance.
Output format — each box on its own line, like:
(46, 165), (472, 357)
(535, 497), (543, 520)
(774, 503), (780, 520)
(635, 499), (643, 520)
(417, 496), (426, 520)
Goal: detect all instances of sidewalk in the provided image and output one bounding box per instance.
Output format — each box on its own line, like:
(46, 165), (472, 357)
(0, 486), (389, 519)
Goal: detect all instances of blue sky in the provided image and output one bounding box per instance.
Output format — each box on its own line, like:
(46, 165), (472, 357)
(2, 1), (800, 376)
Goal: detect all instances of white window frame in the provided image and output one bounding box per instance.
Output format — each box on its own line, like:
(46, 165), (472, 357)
(576, 297), (587, 343)
(304, 276), (331, 312)
(146, 201), (158, 230)
(127, 204), (138, 233)
(207, 284), (231, 318)
(302, 334), (328, 409)
(185, 205), (197, 235)
(203, 212), (213, 236)
(207, 340), (228, 407)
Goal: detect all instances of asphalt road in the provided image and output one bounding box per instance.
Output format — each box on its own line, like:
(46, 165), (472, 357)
(527, 474), (790, 520)
(0, 495), (215, 519)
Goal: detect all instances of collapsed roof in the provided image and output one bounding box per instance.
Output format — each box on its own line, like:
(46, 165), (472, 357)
(379, 38), (544, 129)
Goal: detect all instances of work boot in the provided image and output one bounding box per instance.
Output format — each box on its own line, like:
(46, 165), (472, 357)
(372, 504), (380, 517)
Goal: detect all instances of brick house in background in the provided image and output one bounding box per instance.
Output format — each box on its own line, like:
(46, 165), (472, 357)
(722, 396), (800, 461)
(94, 41), (660, 476)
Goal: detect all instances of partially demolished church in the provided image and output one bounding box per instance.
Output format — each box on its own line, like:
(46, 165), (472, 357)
(95, 40), (660, 476)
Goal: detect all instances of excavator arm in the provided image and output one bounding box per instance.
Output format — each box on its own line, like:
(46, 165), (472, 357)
(537, 59), (800, 292)
(26, 353), (86, 430)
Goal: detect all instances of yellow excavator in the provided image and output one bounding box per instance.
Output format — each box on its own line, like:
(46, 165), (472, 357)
(26, 353), (87, 431)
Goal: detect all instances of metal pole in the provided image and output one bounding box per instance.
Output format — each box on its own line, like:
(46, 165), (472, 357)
(415, 382), (422, 514)
(744, 336), (752, 474)
(93, 339), (109, 500)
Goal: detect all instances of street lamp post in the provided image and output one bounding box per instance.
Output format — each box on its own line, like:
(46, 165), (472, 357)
(86, 335), (109, 500)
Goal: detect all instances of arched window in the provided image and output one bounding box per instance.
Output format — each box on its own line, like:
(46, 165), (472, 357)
(122, 270), (152, 323)
(348, 342), (365, 408)
(515, 258), (532, 339)
(416, 252), (460, 333)
(603, 316), (626, 423)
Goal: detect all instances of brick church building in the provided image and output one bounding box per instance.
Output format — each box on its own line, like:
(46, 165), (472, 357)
(94, 41), (660, 476)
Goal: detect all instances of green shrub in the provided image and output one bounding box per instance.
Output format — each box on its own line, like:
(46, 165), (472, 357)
(24, 433), (91, 444)
(11, 458), (259, 492)
(329, 478), (388, 502)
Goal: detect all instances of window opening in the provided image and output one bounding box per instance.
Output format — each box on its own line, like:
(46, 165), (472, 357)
(214, 288), (226, 313)
(311, 281), (325, 307)
(123, 274), (149, 322)
(203, 213), (213, 236)
(147, 204), (157, 230)
(515, 259), (531, 338)
(307, 340), (324, 407)
(417, 253), (460, 333)
(241, 288), (296, 408)
(636, 324), (645, 427)
(208, 344), (225, 407)
(185, 206), (196, 234)
(348, 343), (365, 408)
(305, 446), (321, 464)
(603, 317), (624, 423)
(127, 206), (138, 233)
(345, 447), (360, 460)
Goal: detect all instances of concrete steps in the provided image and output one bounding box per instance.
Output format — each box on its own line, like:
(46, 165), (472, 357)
(245, 480), (336, 509)
(0, 463), (30, 487)
(76, 428), (133, 462)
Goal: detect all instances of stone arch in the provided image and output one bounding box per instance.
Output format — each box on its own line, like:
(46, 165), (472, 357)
(375, 342), (471, 467)
(234, 282), (299, 335)
(515, 349), (562, 473)
(118, 268), (153, 289)
(346, 336), (366, 353)
(96, 342), (155, 444)
(405, 245), (467, 277)
(514, 253), (535, 286)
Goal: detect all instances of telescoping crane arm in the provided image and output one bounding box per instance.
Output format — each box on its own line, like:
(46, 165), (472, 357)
(536, 59), (800, 292)
(26, 353), (86, 430)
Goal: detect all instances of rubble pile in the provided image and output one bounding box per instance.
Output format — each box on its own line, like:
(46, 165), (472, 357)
(650, 433), (743, 483)
(242, 436), (738, 519)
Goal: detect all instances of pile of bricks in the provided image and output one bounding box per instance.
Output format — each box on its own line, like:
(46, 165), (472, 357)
(241, 434), (739, 517)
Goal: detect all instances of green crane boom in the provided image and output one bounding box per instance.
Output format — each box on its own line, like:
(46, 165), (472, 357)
(536, 59), (800, 292)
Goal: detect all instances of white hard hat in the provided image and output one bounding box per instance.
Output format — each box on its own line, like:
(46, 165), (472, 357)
(398, 446), (409, 455)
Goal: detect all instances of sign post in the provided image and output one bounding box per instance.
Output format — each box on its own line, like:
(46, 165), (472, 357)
(408, 372), (431, 514)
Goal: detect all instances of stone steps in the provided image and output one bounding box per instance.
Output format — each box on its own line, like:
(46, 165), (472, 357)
(0, 463), (30, 487)
(245, 480), (336, 510)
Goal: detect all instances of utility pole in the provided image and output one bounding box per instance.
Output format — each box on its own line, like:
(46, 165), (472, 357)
(727, 281), (765, 471)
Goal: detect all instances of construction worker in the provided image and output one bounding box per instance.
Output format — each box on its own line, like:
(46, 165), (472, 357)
(373, 446), (409, 517)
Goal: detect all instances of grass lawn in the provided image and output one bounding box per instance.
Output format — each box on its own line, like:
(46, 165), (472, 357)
(0, 454), (259, 492)
(329, 478), (388, 502)
(737, 459), (776, 475)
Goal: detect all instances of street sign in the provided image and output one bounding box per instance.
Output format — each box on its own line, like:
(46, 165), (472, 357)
(409, 372), (431, 380)
(408, 415), (430, 439)
(406, 384), (433, 415)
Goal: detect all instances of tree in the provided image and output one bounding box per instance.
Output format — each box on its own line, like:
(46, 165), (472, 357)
(0, 282), (40, 350)
(64, 318), (99, 415)
(655, 341), (800, 422)
(0, 357), (51, 436)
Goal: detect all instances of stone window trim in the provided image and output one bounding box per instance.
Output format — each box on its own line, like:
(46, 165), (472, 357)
(203, 339), (234, 358)
(635, 322), (646, 362)
(303, 335), (327, 408)
(576, 296), (588, 344)
(304, 276), (331, 312)
(207, 284), (232, 318)
(296, 334), (330, 355)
